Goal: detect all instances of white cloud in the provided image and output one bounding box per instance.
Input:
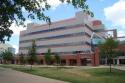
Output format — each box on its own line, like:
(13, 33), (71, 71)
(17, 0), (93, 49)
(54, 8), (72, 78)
(47, 0), (63, 10)
(22, 7), (26, 12)
(40, 0), (66, 10)
(12, 45), (18, 54)
(9, 20), (32, 36)
(104, 0), (125, 38)
(22, 0), (66, 11)
(104, 0), (125, 29)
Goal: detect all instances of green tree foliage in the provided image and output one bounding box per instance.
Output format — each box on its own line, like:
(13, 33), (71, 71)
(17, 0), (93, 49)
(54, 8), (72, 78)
(54, 54), (61, 65)
(98, 37), (119, 72)
(19, 53), (26, 65)
(0, 0), (92, 43)
(1, 50), (13, 64)
(28, 40), (37, 69)
(44, 48), (52, 65)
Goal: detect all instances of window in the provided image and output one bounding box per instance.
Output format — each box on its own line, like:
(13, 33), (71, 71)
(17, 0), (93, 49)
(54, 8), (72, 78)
(20, 32), (91, 43)
(19, 41), (91, 50)
(21, 24), (85, 36)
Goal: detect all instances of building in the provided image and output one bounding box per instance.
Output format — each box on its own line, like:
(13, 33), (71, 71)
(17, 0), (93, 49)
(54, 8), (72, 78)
(19, 11), (105, 66)
(113, 40), (125, 65)
(0, 43), (15, 63)
(0, 43), (15, 54)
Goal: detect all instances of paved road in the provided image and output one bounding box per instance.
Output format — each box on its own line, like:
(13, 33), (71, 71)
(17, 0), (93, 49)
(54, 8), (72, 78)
(0, 67), (68, 83)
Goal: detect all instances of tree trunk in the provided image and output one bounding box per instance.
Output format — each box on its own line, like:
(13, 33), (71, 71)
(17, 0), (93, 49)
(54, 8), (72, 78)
(105, 58), (108, 65)
(30, 60), (33, 70)
(30, 65), (32, 70)
(109, 59), (112, 73)
(109, 63), (111, 72)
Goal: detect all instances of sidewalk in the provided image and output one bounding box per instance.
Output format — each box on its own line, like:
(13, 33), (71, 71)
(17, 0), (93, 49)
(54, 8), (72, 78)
(75, 65), (125, 71)
(0, 67), (68, 83)
(112, 65), (125, 71)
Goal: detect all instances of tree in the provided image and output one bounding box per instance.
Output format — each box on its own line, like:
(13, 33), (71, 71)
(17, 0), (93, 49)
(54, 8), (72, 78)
(44, 48), (52, 65)
(98, 37), (119, 72)
(54, 53), (61, 70)
(0, 0), (92, 43)
(19, 53), (26, 65)
(28, 40), (37, 70)
(1, 50), (13, 64)
(54, 54), (61, 65)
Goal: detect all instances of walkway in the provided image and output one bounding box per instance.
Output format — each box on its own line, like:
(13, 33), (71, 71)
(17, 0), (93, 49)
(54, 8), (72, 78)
(112, 65), (125, 71)
(0, 67), (68, 83)
(76, 65), (125, 71)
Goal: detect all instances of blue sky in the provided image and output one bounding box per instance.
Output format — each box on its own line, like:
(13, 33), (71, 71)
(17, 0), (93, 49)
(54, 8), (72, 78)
(7, 0), (125, 53)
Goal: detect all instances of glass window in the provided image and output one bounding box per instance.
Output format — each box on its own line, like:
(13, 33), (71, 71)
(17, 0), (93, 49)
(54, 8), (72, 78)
(19, 41), (91, 50)
(20, 32), (91, 43)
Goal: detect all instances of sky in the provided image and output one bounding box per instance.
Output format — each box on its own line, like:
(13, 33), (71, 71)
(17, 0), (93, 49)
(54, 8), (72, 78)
(7, 0), (125, 53)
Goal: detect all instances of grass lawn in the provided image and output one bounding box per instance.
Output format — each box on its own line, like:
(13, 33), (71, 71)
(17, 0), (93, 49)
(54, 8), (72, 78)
(0, 64), (125, 83)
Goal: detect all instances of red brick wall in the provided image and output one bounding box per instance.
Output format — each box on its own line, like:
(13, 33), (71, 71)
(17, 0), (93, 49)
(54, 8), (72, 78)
(119, 44), (125, 51)
(91, 48), (100, 66)
(15, 53), (99, 66)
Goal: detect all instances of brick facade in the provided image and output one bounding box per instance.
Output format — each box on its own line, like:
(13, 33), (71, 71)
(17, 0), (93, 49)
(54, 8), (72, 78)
(15, 49), (100, 66)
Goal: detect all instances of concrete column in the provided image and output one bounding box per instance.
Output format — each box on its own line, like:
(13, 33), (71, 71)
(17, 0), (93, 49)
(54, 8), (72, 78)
(14, 60), (16, 64)
(113, 59), (115, 65)
(16, 60), (18, 64)
(105, 58), (107, 65)
(117, 59), (120, 65)
(43, 59), (46, 65)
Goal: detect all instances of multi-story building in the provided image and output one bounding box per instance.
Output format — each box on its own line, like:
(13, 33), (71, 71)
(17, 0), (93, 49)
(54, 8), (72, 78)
(19, 11), (105, 66)
(0, 43), (15, 63)
(0, 43), (15, 54)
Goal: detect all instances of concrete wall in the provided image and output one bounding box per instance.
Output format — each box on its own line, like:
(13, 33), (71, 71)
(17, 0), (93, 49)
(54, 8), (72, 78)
(19, 11), (94, 54)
